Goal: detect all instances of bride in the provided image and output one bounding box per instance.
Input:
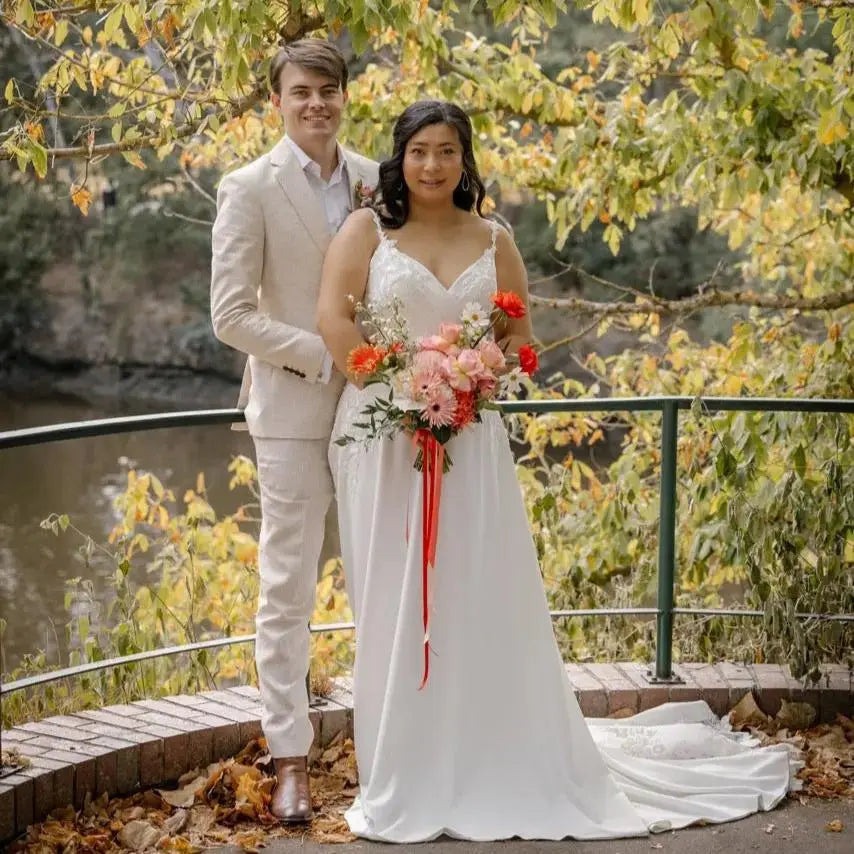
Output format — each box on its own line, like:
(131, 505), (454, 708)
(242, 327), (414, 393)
(316, 100), (797, 842)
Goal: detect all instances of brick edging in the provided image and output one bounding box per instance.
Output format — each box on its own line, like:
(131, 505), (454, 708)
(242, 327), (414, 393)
(1, 662), (851, 843)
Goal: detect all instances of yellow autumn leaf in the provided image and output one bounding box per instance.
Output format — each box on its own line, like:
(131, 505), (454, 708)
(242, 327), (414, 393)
(818, 120), (848, 146)
(723, 374), (743, 396)
(71, 185), (92, 215)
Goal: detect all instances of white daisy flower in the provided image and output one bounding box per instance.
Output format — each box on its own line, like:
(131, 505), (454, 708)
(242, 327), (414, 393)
(461, 301), (490, 330)
(501, 367), (524, 395)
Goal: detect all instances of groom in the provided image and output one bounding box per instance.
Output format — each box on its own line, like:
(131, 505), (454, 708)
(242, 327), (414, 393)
(210, 39), (378, 822)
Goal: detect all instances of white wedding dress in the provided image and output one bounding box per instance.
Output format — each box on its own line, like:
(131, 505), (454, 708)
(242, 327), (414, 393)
(328, 216), (798, 842)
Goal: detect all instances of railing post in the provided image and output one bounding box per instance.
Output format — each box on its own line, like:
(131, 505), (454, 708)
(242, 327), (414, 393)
(654, 400), (679, 681)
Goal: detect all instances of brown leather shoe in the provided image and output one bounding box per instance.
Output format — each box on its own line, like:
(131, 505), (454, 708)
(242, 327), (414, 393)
(271, 756), (314, 823)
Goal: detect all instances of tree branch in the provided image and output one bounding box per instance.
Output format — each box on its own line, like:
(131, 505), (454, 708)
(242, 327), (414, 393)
(0, 84), (267, 161)
(530, 287), (854, 315)
(801, 0), (854, 7)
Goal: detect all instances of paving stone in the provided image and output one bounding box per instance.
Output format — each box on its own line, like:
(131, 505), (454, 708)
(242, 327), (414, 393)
(139, 739), (165, 788)
(749, 663), (794, 716)
(25, 735), (113, 757)
(18, 762), (56, 822)
(90, 738), (140, 795)
(26, 756), (74, 812)
(75, 724), (155, 745)
(228, 685), (262, 700)
(161, 732), (191, 783)
(102, 704), (148, 718)
(19, 721), (95, 742)
(565, 664), (608, 717)
(717, 661), (757, 706)
(75, 708), (150, 730)
(42, 749), (97, 809)
(199, 689), (261, 711)
(0, 784), (14, 843)
(133, 699), (208, 720)
(820, 664), (852, 693)
(616, 663), (670, 712)
(0, 728), (35, 744)
(678, 663), (732, 716)
(190, 702), (260, 724)
(7, 740), (49, 760)
(134, 711), (203, 734)
(2, 774), (34, 835)
(587, 663), (640, 714)
(239, 718), (264, 745)
(186, 727), (214, 772)
(210, 723), (244, 762)
(319, 699), (351, 747)
(820, 689), (854, 721)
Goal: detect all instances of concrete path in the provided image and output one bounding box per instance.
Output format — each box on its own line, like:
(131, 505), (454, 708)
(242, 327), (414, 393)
(206, 798), (852, 853)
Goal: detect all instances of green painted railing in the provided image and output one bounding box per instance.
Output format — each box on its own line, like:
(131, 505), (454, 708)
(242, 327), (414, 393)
(1, 396), (852, 698)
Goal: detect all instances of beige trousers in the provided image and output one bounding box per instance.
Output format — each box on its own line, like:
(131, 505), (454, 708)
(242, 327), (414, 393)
(252, 437), (336, 758)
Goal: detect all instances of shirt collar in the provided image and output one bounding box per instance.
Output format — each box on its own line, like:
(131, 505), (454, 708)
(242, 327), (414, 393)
(285, 137), (348, 185)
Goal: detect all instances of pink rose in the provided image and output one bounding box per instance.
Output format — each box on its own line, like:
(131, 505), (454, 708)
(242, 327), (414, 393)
(477, 339), (506, 372)
(439, 322), (462, 345)
(446, 349), (485, 392)
(477, 374), (497, 396)
(420, 335), (454, 354)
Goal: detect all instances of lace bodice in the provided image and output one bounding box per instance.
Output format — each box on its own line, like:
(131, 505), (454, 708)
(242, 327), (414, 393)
(363, 214), (500, 336)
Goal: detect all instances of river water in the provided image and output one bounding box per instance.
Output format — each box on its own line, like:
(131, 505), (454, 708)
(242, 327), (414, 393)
(0, 390), (254, 673)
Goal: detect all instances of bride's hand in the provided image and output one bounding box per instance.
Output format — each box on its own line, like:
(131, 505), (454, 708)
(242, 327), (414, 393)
(495, 335), (530, 374)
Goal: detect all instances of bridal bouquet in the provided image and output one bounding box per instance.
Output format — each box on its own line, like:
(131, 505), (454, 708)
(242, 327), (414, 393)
(336, 291), (538, 689)
(335, 289), (538, 467)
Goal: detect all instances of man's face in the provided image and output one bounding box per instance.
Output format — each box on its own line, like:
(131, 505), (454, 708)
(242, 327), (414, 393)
(271, 64), (347, 150)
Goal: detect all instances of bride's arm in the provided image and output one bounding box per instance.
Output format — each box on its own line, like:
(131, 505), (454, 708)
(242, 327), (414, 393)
(317, 209), (380, 385)
(493, 226), (534, 356)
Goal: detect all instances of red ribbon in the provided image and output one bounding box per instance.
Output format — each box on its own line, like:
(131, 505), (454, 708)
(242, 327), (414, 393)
(413, 429), (444, 689)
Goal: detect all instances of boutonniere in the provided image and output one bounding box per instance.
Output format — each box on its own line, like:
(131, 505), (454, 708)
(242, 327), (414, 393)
(353, 179), (376, 209)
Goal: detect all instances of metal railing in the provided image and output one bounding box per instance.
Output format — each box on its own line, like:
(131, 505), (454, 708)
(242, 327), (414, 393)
(2, 396), (852, 698)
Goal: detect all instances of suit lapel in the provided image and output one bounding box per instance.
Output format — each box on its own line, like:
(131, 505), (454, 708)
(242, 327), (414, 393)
(270, 138), (330, 253)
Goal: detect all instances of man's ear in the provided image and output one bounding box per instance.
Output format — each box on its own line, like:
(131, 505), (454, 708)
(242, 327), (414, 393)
(271, 92), (281, 109)
(342, 89), (349, 104)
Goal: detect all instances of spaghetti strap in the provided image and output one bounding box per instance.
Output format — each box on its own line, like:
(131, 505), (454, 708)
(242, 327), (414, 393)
(369, 208), (387, 243)
(487, 219), (501, 250)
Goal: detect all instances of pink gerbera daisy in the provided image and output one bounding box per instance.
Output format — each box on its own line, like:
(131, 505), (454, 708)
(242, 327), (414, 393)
(421, 385), (456, 428)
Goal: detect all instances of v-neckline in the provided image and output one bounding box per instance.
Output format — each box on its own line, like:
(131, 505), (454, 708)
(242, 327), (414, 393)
(386, 241), (494, 293)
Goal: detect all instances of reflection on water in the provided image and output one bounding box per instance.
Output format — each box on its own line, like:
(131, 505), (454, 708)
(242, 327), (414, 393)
(0, 391), (254, 672)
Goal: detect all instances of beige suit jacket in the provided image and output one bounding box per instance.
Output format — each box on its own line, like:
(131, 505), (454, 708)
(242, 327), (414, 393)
(211, 137), (379, 438)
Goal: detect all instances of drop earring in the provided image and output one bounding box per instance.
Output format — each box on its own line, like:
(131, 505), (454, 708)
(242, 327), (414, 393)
(460, 171), (470, 192)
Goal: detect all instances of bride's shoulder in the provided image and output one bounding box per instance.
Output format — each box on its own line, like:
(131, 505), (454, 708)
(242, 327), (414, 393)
(338, 207), (382, 245)
(473, 216), (517, 252)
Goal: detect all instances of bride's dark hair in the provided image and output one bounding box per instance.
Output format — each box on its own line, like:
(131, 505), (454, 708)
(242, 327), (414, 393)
(377, 100), (486, 229)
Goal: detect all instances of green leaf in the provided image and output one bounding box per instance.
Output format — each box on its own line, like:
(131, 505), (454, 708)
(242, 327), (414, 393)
(4, 79), (15, 103)
(791, 444), (806, 479)
(15, 0), (34, 26)
(103, 4), (125, 42)
(29, 142), (47, 178)
(54, 19), (69, 46)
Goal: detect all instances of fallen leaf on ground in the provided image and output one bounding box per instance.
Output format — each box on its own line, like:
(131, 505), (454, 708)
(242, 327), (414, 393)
(728, 692), (769, 729)
(158, 776), (206, 808)
(118, 819), (165, 851)
(825, 819), (844, 832)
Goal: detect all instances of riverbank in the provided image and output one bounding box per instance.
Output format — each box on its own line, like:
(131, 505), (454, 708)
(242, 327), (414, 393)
(0, 356), (241, 413)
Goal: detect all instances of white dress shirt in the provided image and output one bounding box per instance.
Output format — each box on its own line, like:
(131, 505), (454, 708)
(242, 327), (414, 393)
(285, 136), (352, 234)
(285, 137), (352, 382)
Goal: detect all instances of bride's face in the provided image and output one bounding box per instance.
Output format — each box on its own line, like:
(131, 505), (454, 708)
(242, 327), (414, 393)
(402, 123), (464, 202)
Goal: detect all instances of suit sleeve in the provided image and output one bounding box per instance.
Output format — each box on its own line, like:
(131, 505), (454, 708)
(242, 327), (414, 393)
(210, 172), (327, 382)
